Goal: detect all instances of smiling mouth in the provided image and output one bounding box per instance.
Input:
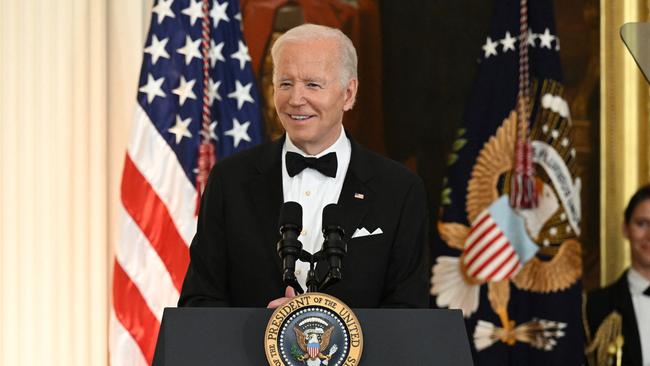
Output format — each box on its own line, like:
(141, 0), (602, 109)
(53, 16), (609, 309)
(288, 114), (315, 121)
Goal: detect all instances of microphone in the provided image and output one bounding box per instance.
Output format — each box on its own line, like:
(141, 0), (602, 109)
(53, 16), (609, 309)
(320, 203), (347, 291)
(277, 201), (304, 294)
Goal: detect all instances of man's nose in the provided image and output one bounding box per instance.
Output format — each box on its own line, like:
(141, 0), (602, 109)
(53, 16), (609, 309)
(288, 86), (306, 106)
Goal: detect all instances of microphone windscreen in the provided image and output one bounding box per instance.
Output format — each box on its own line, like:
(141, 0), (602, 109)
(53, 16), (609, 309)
(322, 203), (343, 228)
(279, 201), (302, 230)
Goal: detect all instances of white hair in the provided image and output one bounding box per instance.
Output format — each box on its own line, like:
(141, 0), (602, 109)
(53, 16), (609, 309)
(271, 23), (358, 85)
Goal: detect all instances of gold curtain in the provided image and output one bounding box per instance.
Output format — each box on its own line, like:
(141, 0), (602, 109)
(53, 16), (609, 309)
(600, 0), (650, 285)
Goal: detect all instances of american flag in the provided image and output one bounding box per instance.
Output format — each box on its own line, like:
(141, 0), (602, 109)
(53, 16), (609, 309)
(110, 0), (262, 364)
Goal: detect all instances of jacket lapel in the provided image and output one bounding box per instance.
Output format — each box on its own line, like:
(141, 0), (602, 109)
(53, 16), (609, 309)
(313, 138), (374, 282)
(613, 271), (642, 366)
(246, 137), (285, 274)
(338, 138), (374, 241)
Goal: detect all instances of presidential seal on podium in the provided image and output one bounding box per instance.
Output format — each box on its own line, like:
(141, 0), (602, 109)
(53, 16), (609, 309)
(264, 293), (363, 366)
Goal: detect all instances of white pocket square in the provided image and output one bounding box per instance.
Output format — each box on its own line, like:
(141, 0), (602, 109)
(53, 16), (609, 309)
(351, 227), (383, 238)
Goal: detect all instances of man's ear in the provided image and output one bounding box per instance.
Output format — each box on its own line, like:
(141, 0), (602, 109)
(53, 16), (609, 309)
(342, 78), (358, 112)
(622, 220), (629, 239)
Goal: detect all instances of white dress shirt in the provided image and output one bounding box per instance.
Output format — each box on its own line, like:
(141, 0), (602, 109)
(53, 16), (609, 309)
(281, 128), (351, 290)
(628, 268), (650, 366)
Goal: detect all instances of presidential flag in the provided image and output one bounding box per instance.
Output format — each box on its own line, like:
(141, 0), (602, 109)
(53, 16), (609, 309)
(430, 0), (584, 364)
(110, 0), (263, 364)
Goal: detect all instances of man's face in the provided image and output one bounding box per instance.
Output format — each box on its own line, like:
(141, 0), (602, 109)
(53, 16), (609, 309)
(624, 198), (650, 271)
(273, 39), (357, 155)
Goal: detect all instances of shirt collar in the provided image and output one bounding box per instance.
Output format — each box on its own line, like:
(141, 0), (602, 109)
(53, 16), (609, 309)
(628, 267), (650, 295)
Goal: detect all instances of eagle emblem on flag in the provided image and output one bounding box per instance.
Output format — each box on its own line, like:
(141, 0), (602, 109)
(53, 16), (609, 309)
(432, 80), (582, 352)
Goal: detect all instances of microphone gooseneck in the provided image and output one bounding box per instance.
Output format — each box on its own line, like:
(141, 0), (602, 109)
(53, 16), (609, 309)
(320, 203), (347, 291)
(277, 201), (304, 294)
(275, 202), (348, 294)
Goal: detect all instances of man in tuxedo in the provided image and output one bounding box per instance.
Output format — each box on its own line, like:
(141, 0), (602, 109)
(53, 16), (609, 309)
(178, 24), (429, 309)
(586, 184), (650, 366)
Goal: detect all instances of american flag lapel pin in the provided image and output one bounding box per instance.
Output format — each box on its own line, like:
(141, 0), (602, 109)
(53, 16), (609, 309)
(354, 193), (364, 200)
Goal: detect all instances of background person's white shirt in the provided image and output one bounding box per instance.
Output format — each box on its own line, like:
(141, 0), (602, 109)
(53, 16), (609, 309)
(281, 128), (351, 290)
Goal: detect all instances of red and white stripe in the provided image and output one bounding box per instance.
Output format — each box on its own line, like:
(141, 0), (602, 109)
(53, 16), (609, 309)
(308, 344), (320, 359)
(463, 211), (522, 282)
(110, 103), (196, 365)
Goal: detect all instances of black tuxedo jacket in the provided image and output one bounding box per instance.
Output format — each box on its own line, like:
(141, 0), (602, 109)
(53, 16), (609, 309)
(178, 136), (430, 308)
(586, 270), (643, 366)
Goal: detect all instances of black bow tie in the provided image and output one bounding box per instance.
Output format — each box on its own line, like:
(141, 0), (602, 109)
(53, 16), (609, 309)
(644, 286), (650, 296)
(285, 151), (337, 178)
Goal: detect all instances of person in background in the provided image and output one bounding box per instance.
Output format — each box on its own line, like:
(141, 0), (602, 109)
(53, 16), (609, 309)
(586, 184), (650, 366)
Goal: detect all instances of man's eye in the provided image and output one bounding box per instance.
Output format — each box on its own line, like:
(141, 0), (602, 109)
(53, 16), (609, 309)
(307, 83), (322, 88)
